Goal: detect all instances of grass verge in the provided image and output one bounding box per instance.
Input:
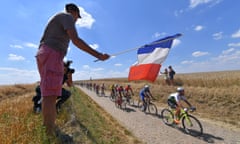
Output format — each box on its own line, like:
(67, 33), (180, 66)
(67, 87), (142, 144)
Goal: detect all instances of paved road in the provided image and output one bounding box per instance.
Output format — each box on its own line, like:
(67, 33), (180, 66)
(77, 86), (240, 144)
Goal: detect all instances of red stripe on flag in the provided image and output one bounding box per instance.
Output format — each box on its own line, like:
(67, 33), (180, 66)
(128, 64), (161, 82)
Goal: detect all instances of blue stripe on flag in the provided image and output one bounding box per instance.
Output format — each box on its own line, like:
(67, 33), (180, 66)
(137, 33), (181, 54)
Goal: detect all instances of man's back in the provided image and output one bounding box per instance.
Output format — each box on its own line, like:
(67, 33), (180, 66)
(40, 12), (75, 55)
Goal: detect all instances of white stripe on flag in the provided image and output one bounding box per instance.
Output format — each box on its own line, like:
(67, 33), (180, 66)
(137, 47), (170, 64)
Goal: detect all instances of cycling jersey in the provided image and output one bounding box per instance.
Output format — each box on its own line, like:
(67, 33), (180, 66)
(168, 92), (187, 102)
(168, 92), (187, 108)
(139, 88), (150, 100)
(125, 87), (132, 92)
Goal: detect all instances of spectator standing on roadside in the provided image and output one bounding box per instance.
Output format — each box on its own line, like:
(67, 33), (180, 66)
(36, 3), (110, 136)
(168, 66), (176, 86)
(161, 68), (170, 85)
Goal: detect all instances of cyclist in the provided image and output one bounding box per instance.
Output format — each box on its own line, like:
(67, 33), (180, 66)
(139, 85), (155, 112)
(124, 84), (134, 96)
(110, 84), (115, 95)
(118, 85), (125, 99)
(100, 83), (105, 96)
(167, 87), (194, 124)
(124, 84), (134, 102)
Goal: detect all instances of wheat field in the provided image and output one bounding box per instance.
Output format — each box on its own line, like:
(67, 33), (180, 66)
(0, 70), (239, 143)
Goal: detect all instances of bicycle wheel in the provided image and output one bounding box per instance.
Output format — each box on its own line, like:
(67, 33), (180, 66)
(161, 108), (174, 125)
(137, 100), (143, 109)
(121, 99), (127, 110)
(127, 97), (134, 106)
(115, 98), (120, 108)
(182, 115), (203, 136)
(109, 93), (115, 102)
(147, 103), (158, 115)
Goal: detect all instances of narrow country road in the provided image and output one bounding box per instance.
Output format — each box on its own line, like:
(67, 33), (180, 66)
(77, 86), (240, 144)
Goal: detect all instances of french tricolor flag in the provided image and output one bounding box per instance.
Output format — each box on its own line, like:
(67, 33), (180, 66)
(128, 34), (181, 82)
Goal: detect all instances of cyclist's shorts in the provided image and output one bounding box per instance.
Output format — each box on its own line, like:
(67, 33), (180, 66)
(36, 44), (64, 97)
(167, 99), (177, 109)
(139, 94), (145, 101)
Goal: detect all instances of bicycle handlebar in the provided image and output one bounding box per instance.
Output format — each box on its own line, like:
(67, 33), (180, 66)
(183, 106), (196, 113)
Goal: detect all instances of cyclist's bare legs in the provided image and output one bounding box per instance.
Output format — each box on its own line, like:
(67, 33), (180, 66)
(175, 106), (181, 120)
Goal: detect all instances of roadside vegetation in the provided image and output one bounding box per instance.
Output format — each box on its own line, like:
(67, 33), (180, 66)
(0, 84), (142, 143)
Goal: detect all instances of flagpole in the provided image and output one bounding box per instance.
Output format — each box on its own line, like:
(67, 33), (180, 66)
(94, 33), (182, 62)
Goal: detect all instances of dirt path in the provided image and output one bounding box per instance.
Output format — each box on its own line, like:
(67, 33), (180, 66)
(77, 86), (240, 144)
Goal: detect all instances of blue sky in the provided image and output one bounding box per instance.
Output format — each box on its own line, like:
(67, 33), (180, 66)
(1, 0), (240, 85)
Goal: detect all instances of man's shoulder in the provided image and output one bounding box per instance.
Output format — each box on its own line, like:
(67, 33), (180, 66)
(53, 12), (74, 21)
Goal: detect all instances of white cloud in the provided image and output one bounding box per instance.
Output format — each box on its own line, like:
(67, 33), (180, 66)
(192, 51), (209, 57)
(8, 54), (25, 61)
(111, 56), (116, 59)
(89, 43), (99, 50)
(194, 25), (204, 31)
(172, 39), (181, 48)
(232, 29), (240, 38)
(181, 60), (194, 64)
(76, 7), (95, 29)
(114, 63), (122, 67)
(83, 65), (90, 69)
(174, 9), (184, 17)
(92, 68), (104, 71)
(189, 0), (216, 9)
(214, 48), (240, 63)
(82, 65), (103, 71)
(228, 43), (240, 47)
(10, 44), (23, 49)
(0, 67), (39, 85)
(10, 42), (38, 49)
(212, 32), (223, 40)
(168, 47), (240, 74)
(153, 32), (166, 38)
(222, 48), (235, 55)
(24, 42), (38, 48)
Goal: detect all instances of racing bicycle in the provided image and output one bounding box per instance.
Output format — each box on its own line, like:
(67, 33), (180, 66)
(138, 96), (158, 115)
(115, 95), (126, 110)
(161, 107), (203, 136)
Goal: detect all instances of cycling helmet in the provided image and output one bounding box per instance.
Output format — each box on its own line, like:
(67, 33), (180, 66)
(144, 85), (150, 90)
(177, 87), (184, 92)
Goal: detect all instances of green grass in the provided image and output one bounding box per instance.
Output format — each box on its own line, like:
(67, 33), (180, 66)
(68, 87), (142, 144)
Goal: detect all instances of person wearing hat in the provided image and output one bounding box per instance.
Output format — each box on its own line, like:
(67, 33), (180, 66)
(36, 3), (110, 136)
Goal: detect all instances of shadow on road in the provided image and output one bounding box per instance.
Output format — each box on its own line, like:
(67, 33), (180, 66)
(157, 115), (224, 144)
(177, 127), (224, 143)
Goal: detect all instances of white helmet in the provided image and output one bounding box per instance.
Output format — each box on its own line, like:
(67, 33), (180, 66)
(177, 87), (184, 92)
(144, 85), (149, 88)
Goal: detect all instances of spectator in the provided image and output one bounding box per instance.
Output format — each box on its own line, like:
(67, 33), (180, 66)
(161, 68), (170, 85)
(36, 3), (110, 136)
(168, 66), (176, 85)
